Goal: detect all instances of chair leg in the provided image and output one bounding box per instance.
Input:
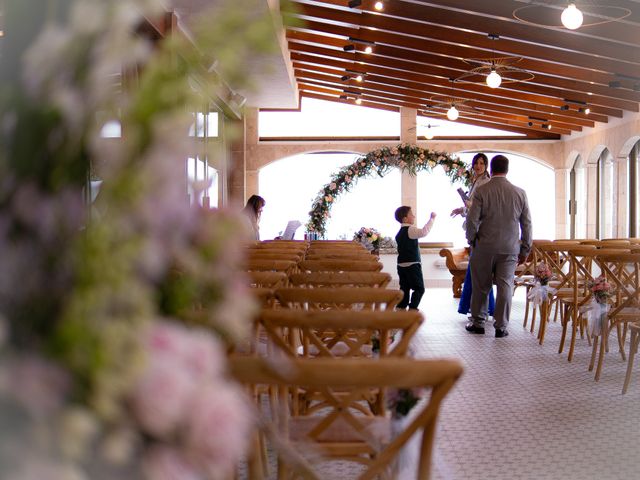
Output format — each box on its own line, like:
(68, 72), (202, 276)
(558, 306), (568, 355)
(622, 329), (639, 394)
(595, 332), (607, 381)
(567, 308), (579, 362)
(523, 289), (530, 328)
(589, 334), (599, 372)
(616, 323), (626, 361)
(538, 302), (549, 345)
(530, 306), (537, 333)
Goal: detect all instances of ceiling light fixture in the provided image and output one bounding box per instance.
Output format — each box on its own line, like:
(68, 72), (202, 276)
(560, 105), (569, 111)
(456, 34), (533, 89)
(355, 98), (362, 105)
(374, 1), (384, 11)
(343, 44), (356, 52)
(364, 45), (373, 54)
(578, 107), (591, 115)
(512, 1), (630, 30)
(447, 105), (459, 121)
(348, 0), (362, 8)
(561, 3), (583, 30)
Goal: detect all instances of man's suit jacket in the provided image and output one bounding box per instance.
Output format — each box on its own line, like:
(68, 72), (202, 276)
(465, 176), (532, 256)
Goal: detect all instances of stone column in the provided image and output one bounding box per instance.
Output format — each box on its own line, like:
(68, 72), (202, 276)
(555, 168), (570, 239)
(586, 163), (598, 238)
(400, 107), (417, 210)
(227, 116), (246, 207)
(616, 156), (628, 237)
(245, 107), (260, 200)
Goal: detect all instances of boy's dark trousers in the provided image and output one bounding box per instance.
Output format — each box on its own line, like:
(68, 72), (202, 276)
(397, 263), (425, 310)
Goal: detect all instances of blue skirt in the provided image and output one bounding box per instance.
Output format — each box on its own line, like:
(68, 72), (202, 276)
(457, 262), (495, 315)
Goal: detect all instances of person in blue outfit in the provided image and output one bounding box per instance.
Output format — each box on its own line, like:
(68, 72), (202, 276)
(394, 206), (436, 310)
(451, 153), (495, 317)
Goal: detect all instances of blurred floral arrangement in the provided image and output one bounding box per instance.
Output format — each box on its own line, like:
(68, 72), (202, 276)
(307, 144), (471, 237)
(0, 0), (286, 477)
(353, 227), (381, 250)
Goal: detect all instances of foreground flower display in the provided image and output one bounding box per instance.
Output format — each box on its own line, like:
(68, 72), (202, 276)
(307, 144), (472, 237)
(0, 0), (280, 477)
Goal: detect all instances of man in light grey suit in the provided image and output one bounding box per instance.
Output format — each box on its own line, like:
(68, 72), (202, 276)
(464, 155), (532, 337)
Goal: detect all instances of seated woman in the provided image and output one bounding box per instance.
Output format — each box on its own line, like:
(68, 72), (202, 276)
(450, 153), (495, 317)
(243, 194), (265, 241)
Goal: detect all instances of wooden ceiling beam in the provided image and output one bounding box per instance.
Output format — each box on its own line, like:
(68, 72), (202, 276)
(287, 25), (640, 106)
(299, 85), (562, 137)
(405, 0), (640, 47)
(290, 46), (620, 119)
(296, 69), (586, 132)
(288, 2), (640, 81)
(303, 0), (640, 62)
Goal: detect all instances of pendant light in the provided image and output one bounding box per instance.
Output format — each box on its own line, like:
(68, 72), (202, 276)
(447, 105), (459, 121)
(561, 3), (583, 30)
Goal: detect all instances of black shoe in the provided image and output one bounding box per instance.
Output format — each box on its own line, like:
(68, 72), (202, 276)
(465, 323), (485, 334)
(495, 329), (509, 338)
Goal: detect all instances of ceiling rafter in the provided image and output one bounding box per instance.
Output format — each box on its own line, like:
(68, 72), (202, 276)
(278, 0), (640, 139)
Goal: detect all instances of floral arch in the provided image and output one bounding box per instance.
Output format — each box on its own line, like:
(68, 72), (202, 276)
(307, 144), (472, 237)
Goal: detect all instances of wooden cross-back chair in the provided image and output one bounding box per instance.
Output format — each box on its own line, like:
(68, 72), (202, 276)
(259, 309), (424, 415)
(230, 356), (463, 480)
(247, 271), (288, 289)
(247, 251), (304, 263)
(246, 259), (298, 276)
(289, 272), (392, 288)
(300, 259), (383, 273)
(590, 252), (640, 382)
(535, 243), (594, 360)
(276, 287), (403, 311)
(304, 251), (379, 261)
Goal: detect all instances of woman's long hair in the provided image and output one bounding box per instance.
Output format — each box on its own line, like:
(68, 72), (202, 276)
(243, 195), (265, 221)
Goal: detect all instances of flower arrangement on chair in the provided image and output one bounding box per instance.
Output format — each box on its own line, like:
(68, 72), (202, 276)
(527, 262), (556, 306)
(534, 261), (553, 286)
(581, 276), (614, 336)
(353, 227), (382, 251)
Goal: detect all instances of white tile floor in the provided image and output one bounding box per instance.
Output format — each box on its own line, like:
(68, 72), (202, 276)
(417, 288), (640, 480)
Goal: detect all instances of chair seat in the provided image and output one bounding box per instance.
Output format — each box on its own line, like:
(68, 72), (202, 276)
(290, 415), (390, 444)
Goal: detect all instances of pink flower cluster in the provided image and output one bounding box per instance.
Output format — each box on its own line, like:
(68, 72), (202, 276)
(132, 321), (252, 478)
(589, 276), (612, 304)
(534, 262), (553, 285)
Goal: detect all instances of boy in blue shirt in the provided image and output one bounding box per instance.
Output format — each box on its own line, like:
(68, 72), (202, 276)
(394, 206), (437, 310)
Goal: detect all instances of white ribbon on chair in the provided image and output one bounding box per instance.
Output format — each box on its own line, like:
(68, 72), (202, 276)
(580, 299), (609, 337)
(527, 282), (556, 306)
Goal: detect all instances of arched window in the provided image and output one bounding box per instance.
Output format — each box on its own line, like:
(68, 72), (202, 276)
(630, 142), (640, 237)
(569, 155), (587, 239)
(416, 151), (555, 246)
(597, 149), (615, 239)
(259, 152), (401, 240)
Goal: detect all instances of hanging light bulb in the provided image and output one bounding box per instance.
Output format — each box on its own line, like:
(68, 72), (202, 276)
(447, 105), (459, 121)
(561, 3), (583, 30)
(355, 74), (363, 82)
(424, 126), (434, 140)
(355, 98), (362, 105)
(486, 68), (502, 89)
(364, 45), (373, 54)
(374, 1), (384, 11)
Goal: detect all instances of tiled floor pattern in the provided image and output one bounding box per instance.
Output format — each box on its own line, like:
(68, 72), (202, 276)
(246, 288), (640, 479)
(417, 288), (640, 480)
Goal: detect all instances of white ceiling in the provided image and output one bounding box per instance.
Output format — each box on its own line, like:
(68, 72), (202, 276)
(170, 0), (298, 109)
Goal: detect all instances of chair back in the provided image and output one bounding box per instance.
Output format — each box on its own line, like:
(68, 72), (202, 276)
(259, 309), (423, 359)
(230, 356), (463, 480)
(289, 272), (391, 288)
(276, 287), (403, 310)
(300, 259), (383, 272)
